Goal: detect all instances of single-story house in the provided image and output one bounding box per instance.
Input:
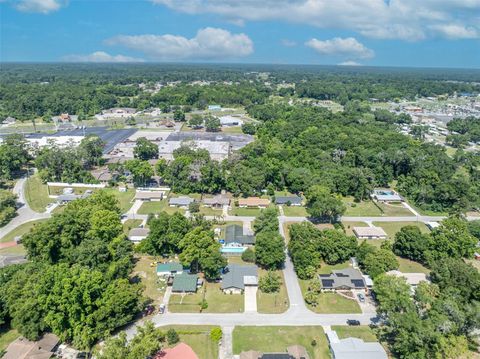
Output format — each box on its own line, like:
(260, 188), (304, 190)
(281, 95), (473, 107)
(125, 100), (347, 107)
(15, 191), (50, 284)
(221, 264), (258, 294)
(371, 188), (403, 202)
(56, 194), (80, 204)
(172, 273), (198, 293)
(135, 191), (164, 201)
(208, 105), (222, 111)
(219, 115), (244, 126)
(203, 194), (230, 208)
(275, 196), (303, 206)
(238, 197), (270, 208)
(156, 262), (184, 277)
(319, 268), (366, 291)
(239, 345), (309, 359)
(169, 196), (194, 207)
(386, 270), (429, 287)
(91, 168), (113, 183)
(225, 224), (255, 246)
(326, 330), (387, 359)
(3, 333), (60, 359)
(128, 227), (150, 242)
(353, 226), (387, 240)
(156, 343), (199, 359)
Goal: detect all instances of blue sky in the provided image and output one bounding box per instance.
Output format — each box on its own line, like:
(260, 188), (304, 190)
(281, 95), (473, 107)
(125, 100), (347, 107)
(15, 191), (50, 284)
(1, 0), (479, 68)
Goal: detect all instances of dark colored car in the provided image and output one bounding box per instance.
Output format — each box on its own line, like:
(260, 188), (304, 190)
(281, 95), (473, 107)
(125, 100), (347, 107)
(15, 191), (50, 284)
(347, 319), (361, 326)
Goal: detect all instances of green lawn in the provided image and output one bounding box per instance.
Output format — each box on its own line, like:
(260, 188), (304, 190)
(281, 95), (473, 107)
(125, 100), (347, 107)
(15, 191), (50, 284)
(137, 200), (186, 215)
(123, 219), (143, 235)
(199, 206), (223, 217)
(256, 269), (289, 314)
(317, 261), (350, 274)
(221, 126), (243, 134)
(282, 206), (308, 217)
(231, 206), (262, 217)
(343, 197), (413, 216)
(299, 280), (361, 314)
(0, 219), (49, 243)
(372, 221), (429, 240)
(396, 257), (430, 274)
(377, 202), (414, 216)
(406, 201), (448, 216)
(0, 328), (19, 353)
(331, 326), (378, 342)
(169, 281), (244, 313)
(24, 174), (53, 212)
(343, 198), (382, 216)
(0, 244), (26, 255)
(103, 188), (136, 213)
(160, 325), (219, 359)
(233, 326), (330, 359)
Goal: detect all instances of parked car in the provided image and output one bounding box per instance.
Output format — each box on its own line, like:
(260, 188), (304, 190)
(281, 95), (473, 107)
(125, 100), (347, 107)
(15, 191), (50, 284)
(357, 293), (365, 302)
(347, 319), (361, 326)
(159, 304), (166, 314)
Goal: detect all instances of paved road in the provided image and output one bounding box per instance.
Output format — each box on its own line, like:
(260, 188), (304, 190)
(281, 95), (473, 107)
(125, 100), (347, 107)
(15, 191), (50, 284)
(0, 176), (51, 239)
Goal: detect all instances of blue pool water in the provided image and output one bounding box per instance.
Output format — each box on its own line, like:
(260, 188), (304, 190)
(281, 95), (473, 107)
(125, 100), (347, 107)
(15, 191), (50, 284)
(221, 247), (246, 253)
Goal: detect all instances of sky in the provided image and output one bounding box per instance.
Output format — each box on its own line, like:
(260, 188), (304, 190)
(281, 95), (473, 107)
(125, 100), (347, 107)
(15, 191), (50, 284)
(0, 0), (479, 68)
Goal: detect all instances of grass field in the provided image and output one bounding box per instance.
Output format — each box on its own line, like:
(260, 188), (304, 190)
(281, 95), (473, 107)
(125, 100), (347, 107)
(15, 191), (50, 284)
(372, 221), (429, 240)
(343, 198), (382, 216)
(0, 244), (26, 255)
(199, 206), (223, 217)
(103, 188), (136, 213)
(406, 201), (448, 216)
(132, 256), (166, 305)
(317, 261), (350, 274)
(256, 268), (289, 314)
(298, 279), (361, 314)
(397, 257), (430, 274)
(282, 205), (308, 217)
(160, 325), (219, 359)
(232, 326), (330, 359)
(343, 197), (413, 216)
(0, 219), (48, 243)
(231, 206), (262, 217)
(137, 200), (186, 215)
(0, 328), (19, 353)
(24, 174), (53, 212)
(331, 326), (377, 342)
(221, 126), (243, 134)
(169, 281), (244, 313)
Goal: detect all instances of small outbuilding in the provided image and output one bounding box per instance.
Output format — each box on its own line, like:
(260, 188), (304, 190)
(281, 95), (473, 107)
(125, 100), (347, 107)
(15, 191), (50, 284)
(156, 262), (184, 277)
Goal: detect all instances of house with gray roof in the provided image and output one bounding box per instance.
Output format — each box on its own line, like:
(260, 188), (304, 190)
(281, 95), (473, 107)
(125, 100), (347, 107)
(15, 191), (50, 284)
(168, 196), (194, 207)
(326, 330), (387, 359)
(319, 268), (366, 291)
(225, 225), (255, 246)
(128, 227), (150, 242)
(221, 264), (258, 294)
(203, 194), (230, 208)
(274, 196), (303, 206)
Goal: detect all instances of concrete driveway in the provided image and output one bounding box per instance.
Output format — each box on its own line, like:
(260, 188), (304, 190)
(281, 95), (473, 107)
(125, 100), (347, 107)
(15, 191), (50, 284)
(244, 286), (257, 313)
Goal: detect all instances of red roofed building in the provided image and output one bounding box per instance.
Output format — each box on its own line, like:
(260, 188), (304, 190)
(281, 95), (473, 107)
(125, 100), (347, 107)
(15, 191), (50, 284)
(155, 343), (199, 359)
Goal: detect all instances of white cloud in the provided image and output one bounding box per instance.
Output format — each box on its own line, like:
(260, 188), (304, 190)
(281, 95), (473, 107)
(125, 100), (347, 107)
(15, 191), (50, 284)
(306, 37), (374, 59)
(13, 0), (65, 13)
(62, 51), (144, 63)
(152, 0), (480, 41)
(106, 27), (253, 61)
(430, 24), (479, 39)
(338, 61), (361, 66)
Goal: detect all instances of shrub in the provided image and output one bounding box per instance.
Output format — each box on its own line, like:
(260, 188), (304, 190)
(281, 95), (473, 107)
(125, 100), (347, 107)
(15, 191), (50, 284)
(210, 327), (222, 342)
(166, 329), (179, 345)
(258, 271), (281, 293)
(241, 247), (255, 262)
